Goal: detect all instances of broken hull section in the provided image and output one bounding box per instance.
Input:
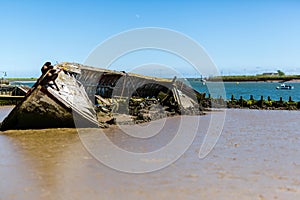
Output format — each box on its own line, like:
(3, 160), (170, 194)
(0, 68), (99, 131)
(74, 63), (201, 112)
(0, 86), (74, 130)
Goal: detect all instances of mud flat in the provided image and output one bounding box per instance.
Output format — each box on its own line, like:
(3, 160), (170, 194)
(1, 109), (300, 199)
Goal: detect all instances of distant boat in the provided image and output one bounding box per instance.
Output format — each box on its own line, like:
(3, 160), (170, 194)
(276, 83), (294, 90)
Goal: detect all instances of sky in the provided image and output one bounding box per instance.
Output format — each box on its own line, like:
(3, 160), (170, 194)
(0, 0), (300, 78)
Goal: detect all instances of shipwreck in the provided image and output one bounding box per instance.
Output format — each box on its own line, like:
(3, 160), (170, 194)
(0, 62), (203, 130)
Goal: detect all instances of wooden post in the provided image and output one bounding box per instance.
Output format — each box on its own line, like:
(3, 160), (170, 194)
(260, 96), (264, 107)
(289, 96), (292, 102)
(268, 96), (271, 101)
(250, 95), (254, 100)
(240, 96), (243, 107)
(231, 94), (234, 101)
(280, 97), (283, 103)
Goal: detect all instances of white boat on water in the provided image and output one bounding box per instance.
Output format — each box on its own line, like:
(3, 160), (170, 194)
(276, 83), (294, 90)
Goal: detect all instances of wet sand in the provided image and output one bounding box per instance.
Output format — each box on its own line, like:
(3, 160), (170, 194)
(1, 109), (300, 199)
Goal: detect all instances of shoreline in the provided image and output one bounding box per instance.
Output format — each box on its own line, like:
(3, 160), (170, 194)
(0, 105), (15, 108)
(201, 74), (300, 82)
(204, 79), (300, 83)
(1, 108), (299, 133)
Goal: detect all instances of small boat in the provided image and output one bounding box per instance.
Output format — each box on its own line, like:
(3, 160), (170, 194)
(276, 83), (294, 90)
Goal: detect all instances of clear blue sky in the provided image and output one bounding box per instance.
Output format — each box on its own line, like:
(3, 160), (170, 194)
(0, 0), (300, 77)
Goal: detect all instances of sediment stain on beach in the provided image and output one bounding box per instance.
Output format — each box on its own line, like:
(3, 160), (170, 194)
(1, 109), (300, 199)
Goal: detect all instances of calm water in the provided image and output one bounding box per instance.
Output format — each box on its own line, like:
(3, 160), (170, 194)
(1, 108), (300, 199)
(9, 81), (35, 87)
(190, 81), (300, 102)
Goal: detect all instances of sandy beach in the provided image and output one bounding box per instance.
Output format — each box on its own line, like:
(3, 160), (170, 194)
(1, 109), (300, 199)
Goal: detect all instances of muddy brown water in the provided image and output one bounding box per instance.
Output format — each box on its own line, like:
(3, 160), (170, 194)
(1, 107), (300, 199)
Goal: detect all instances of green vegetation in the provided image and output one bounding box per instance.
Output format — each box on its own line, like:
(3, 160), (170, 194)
(0, 99), (22, 106)
(277, 70), (285, 76)
(7, 78), (37, 81)
(246, 99), (255, 106)
(221, 95), (300, 110)
(205, 74), (300, 82)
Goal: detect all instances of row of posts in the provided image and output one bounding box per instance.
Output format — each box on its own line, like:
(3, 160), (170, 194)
(231, 95), (293, 103)
(0, 86), (17, 95)
(0, 90), (13, 95)
(207, 94), (294, 103)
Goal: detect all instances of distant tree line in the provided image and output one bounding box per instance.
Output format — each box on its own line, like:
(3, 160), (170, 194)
(277, 70), (285, 76)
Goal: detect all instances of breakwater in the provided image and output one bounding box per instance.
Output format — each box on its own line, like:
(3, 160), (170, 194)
(0, 85), (29, 105)
(197, 93), (300, 110)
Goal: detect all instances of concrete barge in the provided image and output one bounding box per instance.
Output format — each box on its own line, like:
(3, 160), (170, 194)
(0, 62), (202, 130)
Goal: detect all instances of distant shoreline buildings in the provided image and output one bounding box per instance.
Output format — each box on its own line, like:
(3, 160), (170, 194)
(261, 72), (279, 76)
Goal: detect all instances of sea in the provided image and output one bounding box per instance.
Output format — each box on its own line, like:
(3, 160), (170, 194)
(189, 81), (300, 102)
(9, 81), (35, 87)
